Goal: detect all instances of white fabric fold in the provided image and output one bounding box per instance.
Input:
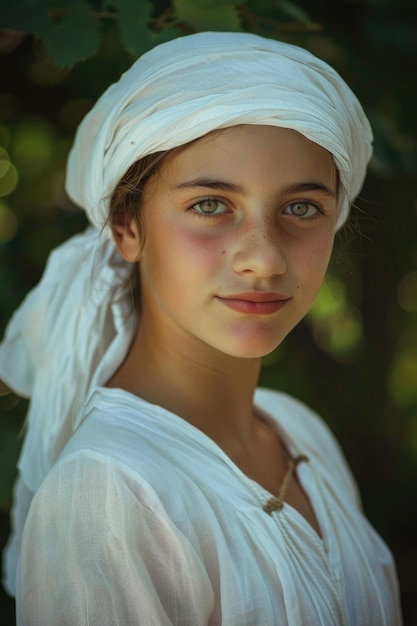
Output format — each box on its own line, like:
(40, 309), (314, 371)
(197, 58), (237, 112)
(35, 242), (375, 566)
(2, 228), (136, 594)
(1, 229), (135, 492)
(65, 31), (373, 234)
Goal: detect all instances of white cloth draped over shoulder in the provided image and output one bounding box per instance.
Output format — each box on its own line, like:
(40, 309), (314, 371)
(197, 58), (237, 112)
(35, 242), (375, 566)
(0, 31), (378, 602)
(0, 229), (136, 594)
(0, 229), (134, 488)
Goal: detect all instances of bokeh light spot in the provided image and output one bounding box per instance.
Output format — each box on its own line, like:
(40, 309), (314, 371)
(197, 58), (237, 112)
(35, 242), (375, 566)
(12, 120), (53, 176)
(311, 306), (363, 360)
(0, 201), (18, 243)
(29, 58), (69, 86)
(389, 346), (417, 407)
(306, 277), (363, 360)
(307, 277), (346, 319)
(0, 160), (18, 196)
(0, 159), (9, 177)
(398, 271), (417, 312)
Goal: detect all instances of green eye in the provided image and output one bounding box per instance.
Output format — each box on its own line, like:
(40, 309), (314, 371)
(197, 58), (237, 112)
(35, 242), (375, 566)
(285, 202), (319, 219)
(192, 199), (227, 215)
(198, 200), (220, 213)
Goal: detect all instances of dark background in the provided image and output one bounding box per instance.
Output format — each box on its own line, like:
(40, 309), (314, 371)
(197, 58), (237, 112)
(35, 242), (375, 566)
(0, 0), (416, 623)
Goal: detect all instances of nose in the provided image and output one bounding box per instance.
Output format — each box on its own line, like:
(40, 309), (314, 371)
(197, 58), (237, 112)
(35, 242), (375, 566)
(232, 214), (286, 278)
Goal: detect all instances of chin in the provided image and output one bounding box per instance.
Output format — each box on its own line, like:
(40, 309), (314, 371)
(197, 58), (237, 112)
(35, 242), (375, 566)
(216, 330), (290, 360)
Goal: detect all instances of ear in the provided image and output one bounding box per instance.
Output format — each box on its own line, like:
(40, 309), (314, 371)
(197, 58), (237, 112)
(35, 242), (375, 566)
(112, 214), (142, 262)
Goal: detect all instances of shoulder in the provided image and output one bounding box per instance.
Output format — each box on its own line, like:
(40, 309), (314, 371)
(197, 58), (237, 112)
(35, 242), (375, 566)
(31, 449), (166, 522)
(24, 447), (213, 576)
(18, 449), (215, 625)
(25, 448), (187, 557)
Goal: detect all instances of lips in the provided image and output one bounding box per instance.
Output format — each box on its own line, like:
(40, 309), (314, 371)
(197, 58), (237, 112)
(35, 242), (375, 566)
(216, 292), (290, 315)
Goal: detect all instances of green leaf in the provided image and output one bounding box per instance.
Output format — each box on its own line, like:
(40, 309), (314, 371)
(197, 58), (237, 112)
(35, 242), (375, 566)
(109, 0), (182, 57)
(109, 0), (153, 56)
(173, 0), (242, 31)
(0, 0), (101, 66)
(39, 2), (101, 67)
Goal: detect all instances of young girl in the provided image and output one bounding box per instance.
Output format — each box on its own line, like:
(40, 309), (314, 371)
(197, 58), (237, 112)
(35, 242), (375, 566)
(1, 32), (402, 625)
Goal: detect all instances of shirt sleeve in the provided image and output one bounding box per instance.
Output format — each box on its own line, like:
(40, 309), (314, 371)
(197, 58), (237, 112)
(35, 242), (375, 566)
(16, 451), (215, 626)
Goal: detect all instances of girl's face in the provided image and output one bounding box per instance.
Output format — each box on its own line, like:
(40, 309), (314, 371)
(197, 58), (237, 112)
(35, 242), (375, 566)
(134, 125), (338, 359)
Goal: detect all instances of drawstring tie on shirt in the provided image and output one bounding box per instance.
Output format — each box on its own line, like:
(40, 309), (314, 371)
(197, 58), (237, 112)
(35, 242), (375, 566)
(263, 454), (309, 514)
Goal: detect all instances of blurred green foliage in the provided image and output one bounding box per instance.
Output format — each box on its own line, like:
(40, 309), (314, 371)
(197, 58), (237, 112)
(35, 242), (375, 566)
(0, 0), (416, 622)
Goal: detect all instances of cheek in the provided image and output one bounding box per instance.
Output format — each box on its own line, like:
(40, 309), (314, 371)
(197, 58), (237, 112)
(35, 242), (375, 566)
(142, 219), (227, 284)
(178, 230), (224, 266)
(295, 232), (334, 286)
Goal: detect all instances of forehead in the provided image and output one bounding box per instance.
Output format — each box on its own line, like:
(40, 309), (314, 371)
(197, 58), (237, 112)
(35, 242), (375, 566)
(159, 125), (337, 189)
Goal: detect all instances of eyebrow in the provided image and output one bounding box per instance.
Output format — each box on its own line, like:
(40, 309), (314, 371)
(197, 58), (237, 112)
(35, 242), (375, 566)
(174, 179), (244, 193)
(173, 178), (336, 197)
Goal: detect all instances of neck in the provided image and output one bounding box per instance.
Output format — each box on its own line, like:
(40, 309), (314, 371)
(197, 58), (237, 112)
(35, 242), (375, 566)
(108, 311), (263, 451)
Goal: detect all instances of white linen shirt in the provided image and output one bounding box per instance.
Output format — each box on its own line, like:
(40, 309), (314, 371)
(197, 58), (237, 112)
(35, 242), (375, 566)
(15, 386), (402, 626)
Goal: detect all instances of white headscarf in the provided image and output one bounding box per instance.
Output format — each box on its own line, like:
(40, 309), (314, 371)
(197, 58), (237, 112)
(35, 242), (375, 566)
(0, 31), (373, 595)
(66, 31), (372, 233)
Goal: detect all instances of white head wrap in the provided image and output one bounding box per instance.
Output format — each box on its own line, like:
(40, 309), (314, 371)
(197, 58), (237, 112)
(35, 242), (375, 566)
(0, 32), (373, 595)
(66, 31), (372, 233)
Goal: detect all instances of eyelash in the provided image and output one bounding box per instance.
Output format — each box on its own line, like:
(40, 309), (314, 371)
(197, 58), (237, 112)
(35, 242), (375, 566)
(189, 197), (325, 221)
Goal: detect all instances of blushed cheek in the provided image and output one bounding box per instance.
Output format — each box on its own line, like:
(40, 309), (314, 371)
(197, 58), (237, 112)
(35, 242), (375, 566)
(169, 226), (228, 270)
(146, 225), (227, 288)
